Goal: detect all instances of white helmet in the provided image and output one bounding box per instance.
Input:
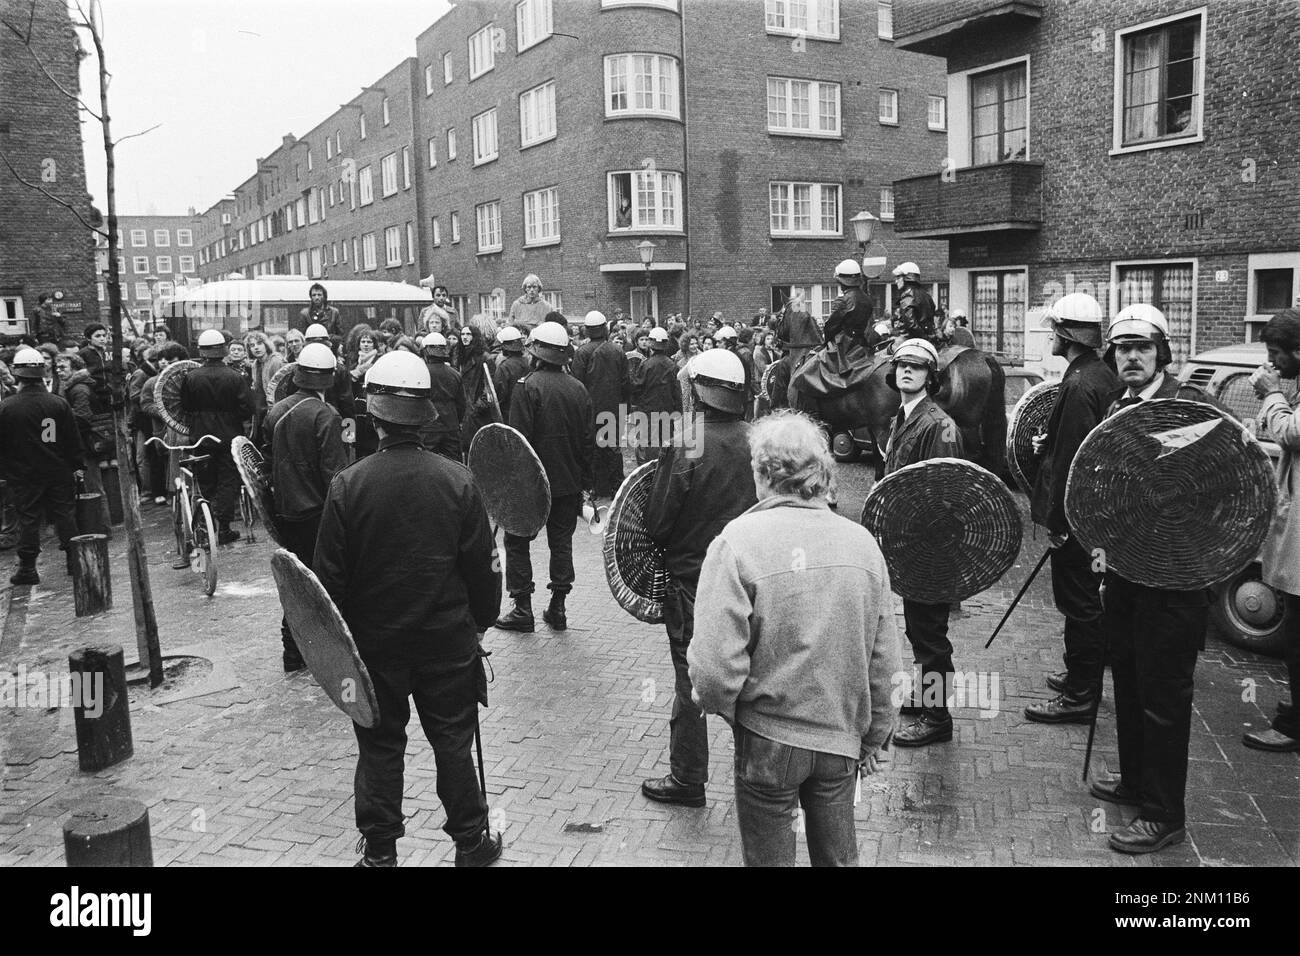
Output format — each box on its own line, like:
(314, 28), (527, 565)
(11, 346), (46, 380)
(528, 320), (572, 364)
(689, 349), (746, 415)
(648, 327), (670, 343)
(421, 331), (450, 359)
(304, 323), (329, 341)
(1107, 303), (1169, 342)
(835, 259), (862, 278)
(1042, 292), (1103, 325)
(293, 342), (338, 389)
(583, 310), (608, 328)
(365, 351), (434, 426)
(950, 308), (967, 320)
(893, 261), (921, 278)
(496, 326), (522, 344)
(887, 338), (940, 394)
(714, 324), (738, 342)
(197, 329), (227, 356)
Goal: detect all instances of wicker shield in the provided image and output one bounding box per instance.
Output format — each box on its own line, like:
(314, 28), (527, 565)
(861, 458), (1022, 604)
(1065, 399), (1276, 590)
(466, 423), (551, 537)
(231, 436), (283, 546)
(1006, 380), (1059, 494)
(270, 549), (379, 728)
(269, 362), (298, 405)
(603, 461), (669, 624)
(154, 359), (199, 437)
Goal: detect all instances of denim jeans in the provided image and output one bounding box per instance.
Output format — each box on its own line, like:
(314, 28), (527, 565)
(663, 577), (707, 785)
(732, 723), (859, 867)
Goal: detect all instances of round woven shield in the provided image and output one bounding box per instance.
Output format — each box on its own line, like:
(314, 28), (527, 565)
(269, 362), (298, 405)
(231, 436), (283, 546)
(1006, 380), (1059, 494)
(466, 423), (551, 538)
(154, 359), (199, 437)
(760, 360), (780, 402)
(603, 461), (669, 624)
(861, 458), (1022, 603)
(1065, 399), (1276, 590)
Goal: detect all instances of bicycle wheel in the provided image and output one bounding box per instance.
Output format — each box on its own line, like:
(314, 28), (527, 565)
(239, 487), (257, 541)
(193, 500), (219, 597)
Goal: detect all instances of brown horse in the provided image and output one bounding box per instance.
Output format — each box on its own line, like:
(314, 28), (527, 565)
(793, 344), (1008, 479)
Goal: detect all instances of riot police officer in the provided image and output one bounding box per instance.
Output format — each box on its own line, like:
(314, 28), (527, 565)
(892, 262), (937, 343)
(570, 310), (630, 502)
(420, 331), (466, 461)
(492, 326), (529, 421)
(822, 259), (875, 349)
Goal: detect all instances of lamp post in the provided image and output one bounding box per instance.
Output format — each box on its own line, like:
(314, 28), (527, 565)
(637, 240), (657, 327)
(850, 210), (886, 280)
(144, 274), (159, 323)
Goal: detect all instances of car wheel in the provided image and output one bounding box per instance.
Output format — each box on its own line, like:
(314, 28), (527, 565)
(1209, 562), (1287, 658)
(831, 432), (861, 463)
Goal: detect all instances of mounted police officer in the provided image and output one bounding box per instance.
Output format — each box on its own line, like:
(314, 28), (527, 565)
(492, 326), (529, 421)
(822, 259), (875, 350)
(571, 310), (630, 502)
(264, 342), (349, 672)
(1026, 293), (1119, 724)
(419, 331), (466, 462)
(641, 349), (757, 807)
(0, 347), (83, 585)
(883, 339), (965, 747)
(495, 323), (595, 634)
(630, 327), (682, 464)
(892, 262), (936, 343)
(313, 351), (503, 868)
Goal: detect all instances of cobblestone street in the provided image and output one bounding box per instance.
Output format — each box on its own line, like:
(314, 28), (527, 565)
(2, 459), (1296, 867)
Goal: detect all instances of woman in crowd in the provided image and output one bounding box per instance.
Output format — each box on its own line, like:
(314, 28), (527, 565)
(36, 343), (61, 396)
(284, 328), (306, 361)
(454, 323), (498, 451)
(245, 330), (284, 439)
(346, 325), (381, 458)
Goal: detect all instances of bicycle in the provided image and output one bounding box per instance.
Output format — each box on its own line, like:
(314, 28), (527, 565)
(145, 434), (221, 597)
(239, 484), (258, 542)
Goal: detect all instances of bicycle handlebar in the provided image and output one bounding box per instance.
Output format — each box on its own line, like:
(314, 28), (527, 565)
(145, 434), (221, 453)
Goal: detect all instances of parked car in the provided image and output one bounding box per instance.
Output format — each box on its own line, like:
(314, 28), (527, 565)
(1178, 342), (1293, 658)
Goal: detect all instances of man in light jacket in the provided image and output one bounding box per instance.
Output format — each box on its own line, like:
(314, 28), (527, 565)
(689, 410), (901, 866)
(1248, 309), (1300, 753)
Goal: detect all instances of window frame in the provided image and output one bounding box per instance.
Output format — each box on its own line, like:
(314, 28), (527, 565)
(431, 216), (441, 247)
(155, 255), (172, 274)
(382, 96), (390, 126)
(768, 181), (843, 238)
(176, 228), (193, 247)
(523, 185), (561, 247)
(604, 53), (681, 120)
(1109, 258), (1199, 361)
(879, 185), (895, 221)
(927, 94), (947, 131)
(178, 255), (195, 273)
(381, 153), (399, 197)
(1110, 8), (1206, 156)
(519, 80), (558, 148)
(447, 127), (458, 161)
(878, 88), (899, 125)
(606, 169), (684, 233)
(402, 146), (412, 189)
(425, 63), (435, 95)
(406, 222), (416, 264)
(475, 201), (503, 255)
(153, 229), (170, 246)
(362, 232), (378, 271)
(969, 268), (1029, 361)
(360, 112), (367, 140)
(472, 108), (500, 166)
(468, 24), (497, 81)
(132, 256), (149, 274)
(443, 52), (453, 85)
(877, 0), (893, 40)
(359, 165), (374, 205)
(384, 225), (402, 267)
(766, 76), (842, 138)
(516, 0), (553, 52)
(968, 61), (1029, 165)
(428, 136), (438, 168)
(764, 0), (839, 42)
(451, 211), (461, 244)
(130, 229), (147, 247)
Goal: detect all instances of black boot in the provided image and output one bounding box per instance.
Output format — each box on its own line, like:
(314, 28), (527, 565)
(542, 591), (567, 631)
(495, 595), (535, 633)
(9, 558), (39, 586)
(353, 835), (397, 867)
(217, 522), (240, 546)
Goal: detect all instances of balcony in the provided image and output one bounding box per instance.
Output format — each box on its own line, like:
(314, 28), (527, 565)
(894, 0), (1043, 57)
(893, 161), (1043, 239)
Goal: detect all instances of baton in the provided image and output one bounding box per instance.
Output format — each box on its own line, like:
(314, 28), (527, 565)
(482, 363), (503, 422)
(473, 712), (490, 840)
(1082, 596), (1110, 782)
(984, 547), (1051, 649)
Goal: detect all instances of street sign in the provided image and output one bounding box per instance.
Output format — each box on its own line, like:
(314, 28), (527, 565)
(861, 241), (887, 279)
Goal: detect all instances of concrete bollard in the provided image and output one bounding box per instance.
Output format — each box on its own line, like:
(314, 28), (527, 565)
(70, 534), (112, 617)
(69, 644), (133, 772)
(62, 796), (153, 866)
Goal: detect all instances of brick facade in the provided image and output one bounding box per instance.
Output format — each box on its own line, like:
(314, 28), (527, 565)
(96, 215), (202, 331)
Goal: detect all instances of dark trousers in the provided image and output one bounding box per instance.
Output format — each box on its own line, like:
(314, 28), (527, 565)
(732, 722), (858, 867)
(9, 477), (78, 563)
(353, 650), (488, 847)
(1275, 593), (1300, 739)
(194, 441), (240, 524)
(1106, 574), (1204, 826)
(278, 513), (321, 662)
(902, 598), (953, 718)
(592, 445), (624, 499)
(663, 576), (707, 785)
(143, 435), (168, 498)
(503, 492), (580, 598)
(1051, 534), (1105, 696)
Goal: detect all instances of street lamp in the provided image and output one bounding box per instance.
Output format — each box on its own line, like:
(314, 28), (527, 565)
(850, 210), (886, 280)
(637, 240), (657, 327)
(145, 274), (159, 322)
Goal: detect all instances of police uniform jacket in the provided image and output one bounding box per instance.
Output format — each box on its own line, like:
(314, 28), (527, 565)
(264, 392), (349, 521)
(0, 384), (83, 483)
(314, 434), (501, 661)
(1030, 351), (1118, 536)
(508, 365), (595, 497)
(571, 336), (630, 415)
(492, 352), (529, 420)
(180, 361), (254, 443)
(423, 360), (466, 442)
(896, 284), (937, 340)
(631, 352), (682, 415)
(822, 287), (874, 346)
(884, 394), (964, 475)
(645, 410), (756, 583)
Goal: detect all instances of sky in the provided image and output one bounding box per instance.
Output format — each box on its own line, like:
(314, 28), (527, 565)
(79, 0), (451, 216)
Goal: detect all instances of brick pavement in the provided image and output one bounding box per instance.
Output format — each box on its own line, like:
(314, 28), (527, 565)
(1, 462), (1296, 867)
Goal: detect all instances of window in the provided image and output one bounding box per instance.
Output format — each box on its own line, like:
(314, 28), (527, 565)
(310, 248), (322, 278)
(877, 0), (893, 39)
(764, 0), (838, 41)
(402, 147), (411, 188)
(770, 284), (837, 319)
(451, 211), (461, 243)
(134, 282), (151, 300)
(177, 229), (193, 246)
(1115, 12), (1203, 151)
(472, 108), (499, 165)
(1255, 268), (1295, 313)
(879, 185), (894, 221)
(878, 88), (898, 125)
(469, 24), (497, 80)
(345, 239), (351, 264)
(221, 212), (231, 225)
(335, 130), (342, 153)
(406, 222), (416, 264)
(179, 255), (195, 273)
(1116, 262), (1194, 366)
(447, 128), (458, 160)
(329, 183), (336, 207)
(971, 63), (1027, 164)
(382, 96), (390, 126)
(479, 290), (506, 322)
(384, 226), (402, 266)
(767, 77), (840, 137)
(519, 81), (557, 147)
(308, 189), (320, 224)
(443, 52), (453, 84)
(362, 233), (377, 271)
(381, 153), (398, 196)
(327, 137), (334, 159)
(523, 186), (560, 245)
(359, 165), (374, 205)
(360, 112), (367, 140)
(156, 280), (174, 297)
(428, 137), (438, 167)
(475, 201), (502, 253)
(296, 197), (307, 226)
(927, 95), (947, 131)
(540, 291), (563, 312)
(132, 256), (149, 273)
(130, 229), (147, 247)
(153, 229), (170, 246)
(604, 54), (680, 118)
(307, 149), (314, 171)
(425, 63), (435, 94)
(607, 170), (683, 231)
(517, 0), (552, 51)
(769, 181), (841, 237)
(431, 216), (441, 246)
(972, 270), (1027, 360)
(155, 255), (172, 273)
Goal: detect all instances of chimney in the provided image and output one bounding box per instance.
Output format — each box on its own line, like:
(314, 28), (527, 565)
(281, 133), (297, 149)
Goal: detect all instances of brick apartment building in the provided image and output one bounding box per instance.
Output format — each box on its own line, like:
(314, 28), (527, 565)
(0, 0), (99, 338)
(94, 214), (202, 331)
(198, 0), (950, 328)
(892, 0), (1300, 374)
